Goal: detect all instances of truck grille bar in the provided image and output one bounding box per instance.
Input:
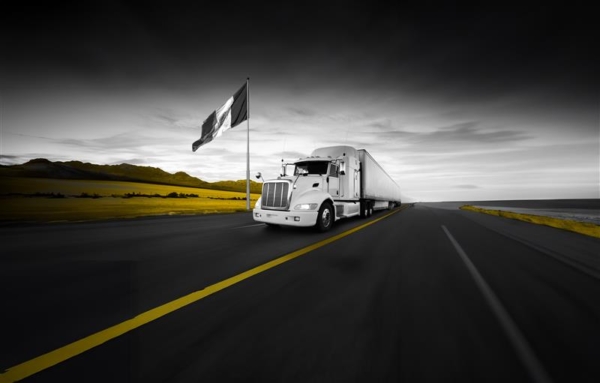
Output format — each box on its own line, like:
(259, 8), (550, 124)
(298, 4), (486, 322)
(261, 181), (290, 210)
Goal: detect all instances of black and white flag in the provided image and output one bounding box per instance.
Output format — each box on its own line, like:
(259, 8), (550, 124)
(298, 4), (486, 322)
(192, 82), (248, 151)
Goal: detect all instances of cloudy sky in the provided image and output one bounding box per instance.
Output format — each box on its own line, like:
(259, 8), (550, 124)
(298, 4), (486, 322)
(1, 2), (598, 201)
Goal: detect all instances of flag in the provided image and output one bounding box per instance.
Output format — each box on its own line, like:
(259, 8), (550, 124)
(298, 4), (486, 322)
(192, 82), (248, 151)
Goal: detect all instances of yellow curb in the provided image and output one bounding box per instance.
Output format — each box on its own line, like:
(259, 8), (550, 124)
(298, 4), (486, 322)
(460, 205), (600, 239)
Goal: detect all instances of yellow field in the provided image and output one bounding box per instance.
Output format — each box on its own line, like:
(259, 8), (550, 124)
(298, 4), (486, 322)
(460, 205), (600, 239)
(0, 177), (260, 222)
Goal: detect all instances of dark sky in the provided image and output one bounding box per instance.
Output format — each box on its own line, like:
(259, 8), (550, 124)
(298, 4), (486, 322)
(3, 2), (596, 96)
(1, 2), (598, 200)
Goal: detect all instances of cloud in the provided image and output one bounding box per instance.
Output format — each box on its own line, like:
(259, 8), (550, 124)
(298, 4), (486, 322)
(372, 121), (532, 156)
(429, 122), (532, 143)
(396, 140), (599, 201)
(145, 108), (204, 131)
(6, 131), (54, 141)
(367, 119), (394, 131)
(152, 109), (179, 125)
(7, 130), (177, 153)
(273, 151), (308, 159)
(193, 147), (236, 156)
(0, 154), (27, 165)
(287, 107), (317, 117)
(56, 132), (171, 151)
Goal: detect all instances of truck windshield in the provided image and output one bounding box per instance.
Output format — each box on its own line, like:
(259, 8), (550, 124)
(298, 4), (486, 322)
(294, 161), (329, 175)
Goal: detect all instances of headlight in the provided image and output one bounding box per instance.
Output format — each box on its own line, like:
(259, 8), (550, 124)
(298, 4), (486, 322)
(294, 203), (318, 210)
(254, 197), (262, 209)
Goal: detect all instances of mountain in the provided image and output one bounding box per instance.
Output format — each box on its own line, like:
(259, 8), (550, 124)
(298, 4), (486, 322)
(0, 158), (262, 194)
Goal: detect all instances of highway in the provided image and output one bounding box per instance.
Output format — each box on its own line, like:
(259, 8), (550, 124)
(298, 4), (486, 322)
(1, 203), (599, 382)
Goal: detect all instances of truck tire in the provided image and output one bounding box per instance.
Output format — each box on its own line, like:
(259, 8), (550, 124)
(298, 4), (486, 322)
(367, 201), (373, 217)
(315, 202), (334, 232)
(360, 200), (367, 218)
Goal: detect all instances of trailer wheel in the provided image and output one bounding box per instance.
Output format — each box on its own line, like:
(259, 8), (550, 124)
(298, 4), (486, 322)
(367, 202), (373, 217)
(316, 202), (333, 232)
(360, 201), (367, 218)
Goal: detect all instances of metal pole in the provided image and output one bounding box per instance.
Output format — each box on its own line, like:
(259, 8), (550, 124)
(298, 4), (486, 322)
(246, 77), (250, 211)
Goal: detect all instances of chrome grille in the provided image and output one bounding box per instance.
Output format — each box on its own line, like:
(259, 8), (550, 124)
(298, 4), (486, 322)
(262, 181), (290, 210)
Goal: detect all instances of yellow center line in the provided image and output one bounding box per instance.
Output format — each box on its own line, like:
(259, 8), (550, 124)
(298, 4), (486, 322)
(0, 206), (408, 383)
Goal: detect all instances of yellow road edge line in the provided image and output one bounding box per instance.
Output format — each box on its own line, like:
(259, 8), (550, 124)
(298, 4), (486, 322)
(0, 205), (408, 383)
(460, 205), (600, 239)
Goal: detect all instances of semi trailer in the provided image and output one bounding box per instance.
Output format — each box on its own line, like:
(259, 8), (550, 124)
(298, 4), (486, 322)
(252, 145), (401, 231)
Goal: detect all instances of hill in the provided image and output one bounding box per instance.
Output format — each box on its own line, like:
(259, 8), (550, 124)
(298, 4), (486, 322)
(0, 158), (262, 194)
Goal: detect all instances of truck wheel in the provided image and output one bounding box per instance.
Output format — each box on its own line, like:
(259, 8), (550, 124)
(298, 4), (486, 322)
(316, 202), (333, 232)
(367, 202), (373, 217)
(360, 201), (367, 218)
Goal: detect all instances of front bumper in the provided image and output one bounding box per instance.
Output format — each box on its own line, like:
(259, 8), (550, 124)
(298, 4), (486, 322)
(253, 208), (318, 227)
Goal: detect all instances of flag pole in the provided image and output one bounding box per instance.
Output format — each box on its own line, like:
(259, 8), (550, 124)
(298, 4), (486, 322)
(246, 77), (250, 211)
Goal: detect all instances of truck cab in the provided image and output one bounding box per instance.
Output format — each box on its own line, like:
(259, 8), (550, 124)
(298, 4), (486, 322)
(253, 146), (400, 231)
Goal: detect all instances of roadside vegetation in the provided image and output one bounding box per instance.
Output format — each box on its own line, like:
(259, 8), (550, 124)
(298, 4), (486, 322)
(0, 177), (260, 222)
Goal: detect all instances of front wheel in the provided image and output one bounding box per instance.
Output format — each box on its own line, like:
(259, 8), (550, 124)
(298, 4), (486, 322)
(315, 202), (334, 232)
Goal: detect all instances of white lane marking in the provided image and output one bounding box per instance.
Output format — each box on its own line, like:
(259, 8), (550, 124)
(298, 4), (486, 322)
(230, 223), (265, 229)
(442, 225), (553, 383)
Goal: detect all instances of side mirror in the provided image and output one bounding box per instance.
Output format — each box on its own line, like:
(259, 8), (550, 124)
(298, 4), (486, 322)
(339, 161), (346, 176)
(255, 172), (264, 182)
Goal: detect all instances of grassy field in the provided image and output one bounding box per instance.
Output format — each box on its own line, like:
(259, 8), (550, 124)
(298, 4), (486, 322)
(0, 177), (260, 222)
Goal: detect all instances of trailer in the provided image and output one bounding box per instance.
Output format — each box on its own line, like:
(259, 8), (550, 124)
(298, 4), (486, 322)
(358, 149), (402, 212)
(253, 145), (401, 231)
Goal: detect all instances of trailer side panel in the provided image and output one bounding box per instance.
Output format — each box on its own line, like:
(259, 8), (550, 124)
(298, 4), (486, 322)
(358, 149), (402, 203)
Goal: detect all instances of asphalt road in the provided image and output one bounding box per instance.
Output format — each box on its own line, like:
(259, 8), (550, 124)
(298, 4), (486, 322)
(1, 203), (599, 382)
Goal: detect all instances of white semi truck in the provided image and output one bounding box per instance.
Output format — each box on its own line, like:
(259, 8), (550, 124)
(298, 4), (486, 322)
(253, 146), (401, 231)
